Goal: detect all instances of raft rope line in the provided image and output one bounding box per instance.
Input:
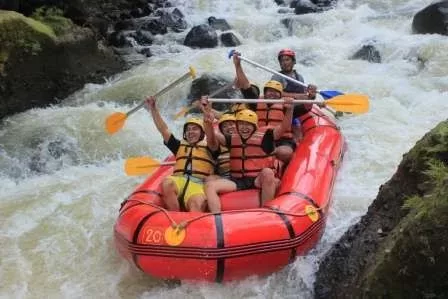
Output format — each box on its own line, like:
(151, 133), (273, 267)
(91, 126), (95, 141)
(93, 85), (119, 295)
(114, 217), (324, 259)
(123, 197), (328, 231)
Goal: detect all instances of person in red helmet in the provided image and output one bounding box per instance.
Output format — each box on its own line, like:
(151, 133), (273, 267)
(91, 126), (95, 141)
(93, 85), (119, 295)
(272, 48), (317, 100)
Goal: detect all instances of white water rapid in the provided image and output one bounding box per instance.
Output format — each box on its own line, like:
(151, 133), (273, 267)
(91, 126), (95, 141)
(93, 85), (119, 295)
(1, 0), (447, 298)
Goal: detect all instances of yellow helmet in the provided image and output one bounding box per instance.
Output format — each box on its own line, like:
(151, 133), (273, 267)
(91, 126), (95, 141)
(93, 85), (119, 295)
(236, 109), (258, 127)
(218, 113), (236, 132)
(263, 80), (283, 94)
(184, 117), (204, 131)
(183, 117), (204, 141)
(218, 113), (236, 125)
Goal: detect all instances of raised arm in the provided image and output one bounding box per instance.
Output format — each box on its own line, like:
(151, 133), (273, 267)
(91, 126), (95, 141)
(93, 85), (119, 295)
(232, 51), (251, 90)
(145, 96), (171, 143)
(273, 97), (294, 140)
(201, 98), (226, 151)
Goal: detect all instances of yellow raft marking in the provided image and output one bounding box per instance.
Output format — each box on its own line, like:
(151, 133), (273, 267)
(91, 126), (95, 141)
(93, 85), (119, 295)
(164, 226), (186, 246)
(305, 205), (319, 222)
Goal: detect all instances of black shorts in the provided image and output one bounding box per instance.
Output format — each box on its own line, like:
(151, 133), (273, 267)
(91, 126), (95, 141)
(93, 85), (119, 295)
(230, 177), (256, 191)
(275, 138), (296, 150)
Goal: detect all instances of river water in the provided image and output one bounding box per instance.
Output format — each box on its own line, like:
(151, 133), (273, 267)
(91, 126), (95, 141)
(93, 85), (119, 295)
(1, 0), (447, 298)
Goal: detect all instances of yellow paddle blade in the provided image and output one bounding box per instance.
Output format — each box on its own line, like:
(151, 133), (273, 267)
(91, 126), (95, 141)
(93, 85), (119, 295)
(125, 157), (161, 176)
(105, 112), (127, 135)
(325, 94), (370, 114)
(189, 66), (197, 79)
(174, 106), (191, 120)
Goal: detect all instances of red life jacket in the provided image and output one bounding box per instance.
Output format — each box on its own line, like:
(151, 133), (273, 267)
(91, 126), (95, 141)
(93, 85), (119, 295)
(256, 102), (293, 140)
(229, 127), (275, 178)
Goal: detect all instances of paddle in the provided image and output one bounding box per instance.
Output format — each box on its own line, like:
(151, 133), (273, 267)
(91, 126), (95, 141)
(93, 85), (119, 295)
(228, 49), (367, 103)
(105, 66), (197, 135)
(174, 81), (234, 120)
(125, 156), (175, 176)
(207, 96), (369, 114)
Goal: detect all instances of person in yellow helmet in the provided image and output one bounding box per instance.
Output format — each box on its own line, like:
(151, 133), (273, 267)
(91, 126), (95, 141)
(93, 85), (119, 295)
(202, 98), (293, 213)
(231, 51), (313, 163)
(203, 113), (237, 183)
(145, 96), (219, 212)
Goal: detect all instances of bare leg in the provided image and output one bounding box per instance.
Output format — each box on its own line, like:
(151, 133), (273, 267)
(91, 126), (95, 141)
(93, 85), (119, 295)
(275, 145), (293, 163)
(161, 178), (180, 211)
(204, 178), (237, 213)
(255, 168), (278, 204)
(187, 194), (207, 212)
(204, 174), (221, 183)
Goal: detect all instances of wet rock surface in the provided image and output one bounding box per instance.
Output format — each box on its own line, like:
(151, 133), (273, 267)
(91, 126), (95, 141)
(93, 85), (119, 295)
(314, 119), (448, 298)
(412, 1), (448, 35)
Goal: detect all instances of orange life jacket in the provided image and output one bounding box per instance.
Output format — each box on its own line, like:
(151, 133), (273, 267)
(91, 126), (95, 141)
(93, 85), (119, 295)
(216, 145), (230, 176)
(256, 102), (293, 140)
(173, 140), (215, 180)
(229, 127), (275, 178)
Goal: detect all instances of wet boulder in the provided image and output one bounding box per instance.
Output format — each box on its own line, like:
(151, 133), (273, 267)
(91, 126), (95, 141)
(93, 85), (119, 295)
(350, 44), (381, 63)
(220, 32), (241, 47)
(0, 0), (19, 10)
(184, 24), (218, 48)
(131, 30), (154, 46)
(0, 11), (125, 119)
(155, 7), (187, 32)
(108, 30), (134, 47)
(412, 1), (448, 35)
(291, 0), (337, 14)
(188, 74), (241, 111)
(138, 47), (152, 57)
(294, 0), (322, 15)
(114, 19), (136, 31)
(274, 0), (286, 6)
(140, 17), (168, 35)
(208, 16), (231, 31)
(314, 119), (448, 298)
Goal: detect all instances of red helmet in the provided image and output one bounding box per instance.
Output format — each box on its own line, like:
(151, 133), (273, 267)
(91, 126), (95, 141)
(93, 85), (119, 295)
(278, 48), (296, 62)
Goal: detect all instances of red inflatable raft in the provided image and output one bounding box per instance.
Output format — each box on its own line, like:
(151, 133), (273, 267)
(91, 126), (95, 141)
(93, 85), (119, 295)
(114, 106), (345, 282)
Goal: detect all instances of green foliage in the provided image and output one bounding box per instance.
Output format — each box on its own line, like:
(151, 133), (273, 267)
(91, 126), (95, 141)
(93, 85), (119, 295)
(403, 159), (448, 220)
(31, 6), (74, 36)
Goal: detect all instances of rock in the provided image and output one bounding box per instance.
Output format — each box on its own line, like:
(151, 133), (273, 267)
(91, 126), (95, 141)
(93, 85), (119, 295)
(155, 7), (187, 32)
(208, 16), (231, 31)
(350, 45), (382, 63)
(274, 0), (286, 6)
(188, 74), (241, 111)
(314, 119), (448, 298)
(140, 18), (168, 35)
(108, 30), (134, 47)
(0, 0), (19, 10)
(184, 24), (218, 48)
(220, 32), (241, 47)
(130, 8), (144, 18)
(114, 19), (136, 31)
(138, 47), (152, 57)
(294, 0), (322, 15)
(412, 1), (448, 35)
(131, 30), (154, 46)
(0, 11), (125, 119)
(292, 0), (337, 14)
